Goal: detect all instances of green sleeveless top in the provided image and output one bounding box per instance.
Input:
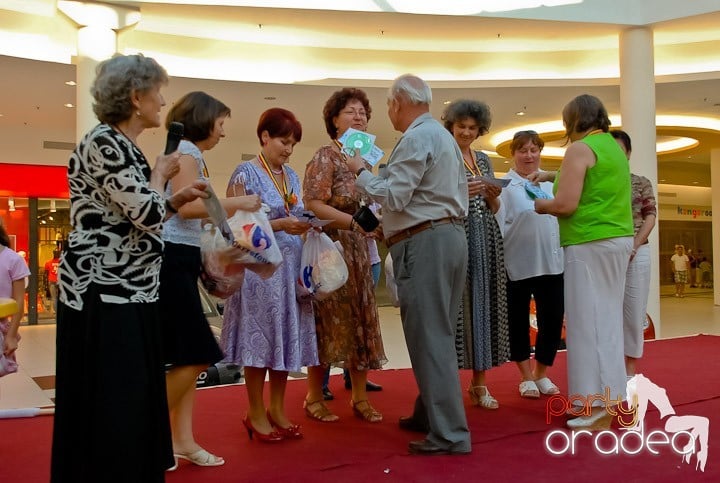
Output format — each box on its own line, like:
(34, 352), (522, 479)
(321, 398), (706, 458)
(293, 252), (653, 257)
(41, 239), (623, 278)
(554, 132), (633, 246)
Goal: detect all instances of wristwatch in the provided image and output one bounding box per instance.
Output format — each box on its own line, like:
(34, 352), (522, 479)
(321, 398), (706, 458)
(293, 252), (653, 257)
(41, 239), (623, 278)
(165, 198), (178, 214)
(355, 167), (367, 177)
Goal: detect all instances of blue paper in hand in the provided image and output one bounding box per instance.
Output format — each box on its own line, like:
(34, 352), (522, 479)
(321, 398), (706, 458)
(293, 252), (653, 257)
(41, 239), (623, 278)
(524, 181), (552, 200)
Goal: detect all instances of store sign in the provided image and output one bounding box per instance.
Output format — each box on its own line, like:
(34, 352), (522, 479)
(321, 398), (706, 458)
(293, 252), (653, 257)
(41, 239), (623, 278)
(658, 204), (712, 221)
(0, 163), (69, 198)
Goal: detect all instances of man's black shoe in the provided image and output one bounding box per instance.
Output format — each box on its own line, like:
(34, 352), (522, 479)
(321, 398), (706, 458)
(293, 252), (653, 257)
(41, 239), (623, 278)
(398, 416), (428, 433)
(322, 387), (334, 401)
(343, 378), (383, 391)
(408, 439), (470, 455)
(366, 380), (383, 391)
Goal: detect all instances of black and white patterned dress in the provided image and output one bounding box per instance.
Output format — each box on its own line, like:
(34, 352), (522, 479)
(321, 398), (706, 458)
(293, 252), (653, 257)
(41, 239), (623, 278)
(456, 151), (511, 371)
(51, 124), (174, 482)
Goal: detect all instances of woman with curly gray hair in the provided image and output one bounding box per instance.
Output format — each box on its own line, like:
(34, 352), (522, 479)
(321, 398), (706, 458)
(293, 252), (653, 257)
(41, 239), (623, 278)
(442, 99), (510, 410)
(50, 54), (208, 482)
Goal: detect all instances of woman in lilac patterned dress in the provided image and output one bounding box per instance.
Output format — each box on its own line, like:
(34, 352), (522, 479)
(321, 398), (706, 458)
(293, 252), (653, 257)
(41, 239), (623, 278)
(221, 108), (317, 442)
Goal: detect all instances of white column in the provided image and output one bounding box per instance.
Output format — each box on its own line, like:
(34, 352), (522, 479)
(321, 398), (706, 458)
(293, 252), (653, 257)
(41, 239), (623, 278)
(619, 27), (661, 336)
(711, 149), (720, 305)
(57, 1), (140, 141)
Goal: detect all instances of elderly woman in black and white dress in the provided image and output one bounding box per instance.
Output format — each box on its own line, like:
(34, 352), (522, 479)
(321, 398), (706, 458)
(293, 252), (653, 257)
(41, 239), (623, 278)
(51, 54), (207, 483)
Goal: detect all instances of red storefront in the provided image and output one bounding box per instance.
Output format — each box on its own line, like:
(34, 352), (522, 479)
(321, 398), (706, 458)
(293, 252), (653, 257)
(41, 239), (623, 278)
(0, 163), (70, 324)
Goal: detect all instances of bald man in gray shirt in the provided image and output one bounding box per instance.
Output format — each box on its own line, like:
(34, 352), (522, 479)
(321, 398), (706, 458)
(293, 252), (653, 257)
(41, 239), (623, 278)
(348, 74), (470, 455)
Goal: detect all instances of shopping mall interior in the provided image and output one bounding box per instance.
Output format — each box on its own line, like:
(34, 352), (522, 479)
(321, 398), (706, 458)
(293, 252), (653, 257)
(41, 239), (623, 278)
(1, 0), (720, 408)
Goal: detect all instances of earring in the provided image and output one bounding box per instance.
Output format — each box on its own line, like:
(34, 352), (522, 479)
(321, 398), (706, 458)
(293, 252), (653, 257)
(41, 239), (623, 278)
(136, 110), (141, 117)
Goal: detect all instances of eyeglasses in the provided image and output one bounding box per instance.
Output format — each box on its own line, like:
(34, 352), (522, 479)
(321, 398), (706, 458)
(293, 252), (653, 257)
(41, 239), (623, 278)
(340, 109), (367, 117)
(513, 130), (538, 139)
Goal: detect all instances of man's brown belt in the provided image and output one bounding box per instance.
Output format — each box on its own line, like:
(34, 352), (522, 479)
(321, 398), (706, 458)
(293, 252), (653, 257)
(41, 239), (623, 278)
(385, 217), (461, 248)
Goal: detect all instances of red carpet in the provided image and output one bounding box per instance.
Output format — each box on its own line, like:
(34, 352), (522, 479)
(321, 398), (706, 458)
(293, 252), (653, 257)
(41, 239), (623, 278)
(1, 335), (718, 482)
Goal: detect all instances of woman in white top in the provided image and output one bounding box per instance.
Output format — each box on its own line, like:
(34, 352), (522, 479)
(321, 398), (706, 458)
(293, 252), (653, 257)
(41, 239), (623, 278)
(161, 91), (260, 468)
(495, 130), (564, 399)
(0, 219), (30, 366)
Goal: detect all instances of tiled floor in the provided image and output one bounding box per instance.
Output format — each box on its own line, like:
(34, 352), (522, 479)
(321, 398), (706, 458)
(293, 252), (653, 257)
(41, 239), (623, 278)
(2, 287), (719, 411)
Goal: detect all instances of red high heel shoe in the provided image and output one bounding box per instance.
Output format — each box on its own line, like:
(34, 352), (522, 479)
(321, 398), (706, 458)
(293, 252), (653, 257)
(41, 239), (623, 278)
(266, 411), (303, 439)
(242, 417), (284, 443)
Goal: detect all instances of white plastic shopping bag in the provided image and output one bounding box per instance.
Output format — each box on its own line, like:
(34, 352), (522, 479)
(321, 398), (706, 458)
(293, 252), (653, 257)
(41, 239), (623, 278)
(384, 253), (400, 307)
(299, 230), (348, 300)
(227, 207), (283, 278)
(199, 224), (246, 298)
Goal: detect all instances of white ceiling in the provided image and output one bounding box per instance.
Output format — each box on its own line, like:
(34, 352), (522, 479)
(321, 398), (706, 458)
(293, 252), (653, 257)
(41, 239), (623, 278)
(0, 1), (719, 188)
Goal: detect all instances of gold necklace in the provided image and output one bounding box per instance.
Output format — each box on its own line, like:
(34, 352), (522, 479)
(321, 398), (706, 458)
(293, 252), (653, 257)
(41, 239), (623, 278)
(462, 151), (480, 177)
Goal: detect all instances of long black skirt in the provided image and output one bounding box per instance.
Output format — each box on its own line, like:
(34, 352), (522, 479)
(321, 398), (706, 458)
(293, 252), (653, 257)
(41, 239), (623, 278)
(50, 285), (173, 483)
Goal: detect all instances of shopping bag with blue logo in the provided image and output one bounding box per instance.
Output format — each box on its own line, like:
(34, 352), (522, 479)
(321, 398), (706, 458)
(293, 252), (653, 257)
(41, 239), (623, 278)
(299, 230), (348, 300)
(227, 207), (282, 279)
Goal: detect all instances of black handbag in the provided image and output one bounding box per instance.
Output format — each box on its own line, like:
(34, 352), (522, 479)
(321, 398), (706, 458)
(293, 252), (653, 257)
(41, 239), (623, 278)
(352, 205), (379, 232)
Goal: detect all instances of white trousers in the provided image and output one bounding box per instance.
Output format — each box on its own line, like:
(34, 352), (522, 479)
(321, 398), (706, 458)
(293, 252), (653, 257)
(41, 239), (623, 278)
(564, 237), (632, 406)
(623, 244), (650, 358)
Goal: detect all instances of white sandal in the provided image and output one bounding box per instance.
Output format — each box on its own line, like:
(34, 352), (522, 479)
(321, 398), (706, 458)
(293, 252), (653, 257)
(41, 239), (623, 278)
(174, 448), (225, 467)
(534, 377), (560, 395)
(468, 385), (499, 410)
(519, 380), (540, 399)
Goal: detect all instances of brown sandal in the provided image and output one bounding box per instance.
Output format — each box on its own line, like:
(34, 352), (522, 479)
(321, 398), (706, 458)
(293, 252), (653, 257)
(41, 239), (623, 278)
(303, 399), (339, 422)
(351, 400), (383, 423)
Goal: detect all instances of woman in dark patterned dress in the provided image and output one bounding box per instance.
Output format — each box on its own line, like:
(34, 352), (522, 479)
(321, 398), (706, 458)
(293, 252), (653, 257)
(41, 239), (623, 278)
(442, 99), (510, 410)
(302, 88), (387, 423)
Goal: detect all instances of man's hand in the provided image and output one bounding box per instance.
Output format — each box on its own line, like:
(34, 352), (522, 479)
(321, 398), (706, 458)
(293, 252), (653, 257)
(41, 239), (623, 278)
(345, 148), (365, 174)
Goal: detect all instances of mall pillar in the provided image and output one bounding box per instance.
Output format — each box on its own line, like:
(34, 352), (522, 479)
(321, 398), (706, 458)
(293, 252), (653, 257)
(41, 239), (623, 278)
(57, 1), (140, 140)
(711, 149), (720, 305)
(619, 27), (661, 335)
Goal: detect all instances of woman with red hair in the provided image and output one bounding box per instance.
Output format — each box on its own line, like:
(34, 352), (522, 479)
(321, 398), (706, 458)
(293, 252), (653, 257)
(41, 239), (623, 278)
(221, 108), (316, 442)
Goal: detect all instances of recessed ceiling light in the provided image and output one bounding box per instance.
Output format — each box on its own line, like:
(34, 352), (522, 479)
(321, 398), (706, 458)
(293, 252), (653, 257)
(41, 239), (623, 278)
(64, 103), (74, 108)
(660, 179), (666, 182)
(443, 100), (451, 105)
(515, 111), (525, 116)
(503, 160), (509, 164)
(693, 181), (699, 184)
(65, 81), (76, 86)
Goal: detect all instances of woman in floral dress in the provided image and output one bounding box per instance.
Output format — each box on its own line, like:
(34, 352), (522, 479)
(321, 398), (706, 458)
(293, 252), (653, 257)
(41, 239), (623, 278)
(302, 88), (387, 423)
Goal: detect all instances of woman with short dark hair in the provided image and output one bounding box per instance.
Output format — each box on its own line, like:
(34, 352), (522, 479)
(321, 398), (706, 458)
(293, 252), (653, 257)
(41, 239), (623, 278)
(442, 99), (510, 409)
(160, 90), (260, 468)
(496, 130), (564, 399)
(302, 88), (387, 423)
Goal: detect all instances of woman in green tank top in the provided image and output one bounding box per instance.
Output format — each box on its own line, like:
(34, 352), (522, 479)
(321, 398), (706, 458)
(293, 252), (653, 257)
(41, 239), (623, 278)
(534, 94), (633, 432)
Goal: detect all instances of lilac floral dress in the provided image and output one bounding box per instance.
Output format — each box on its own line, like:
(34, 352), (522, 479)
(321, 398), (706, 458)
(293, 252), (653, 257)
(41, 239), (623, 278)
(220, 162), (318, 371)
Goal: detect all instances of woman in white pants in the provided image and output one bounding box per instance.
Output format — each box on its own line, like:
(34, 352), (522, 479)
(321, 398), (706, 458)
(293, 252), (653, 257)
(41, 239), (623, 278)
(610, 130), (656, 379)
(535, 94), (633, 431)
